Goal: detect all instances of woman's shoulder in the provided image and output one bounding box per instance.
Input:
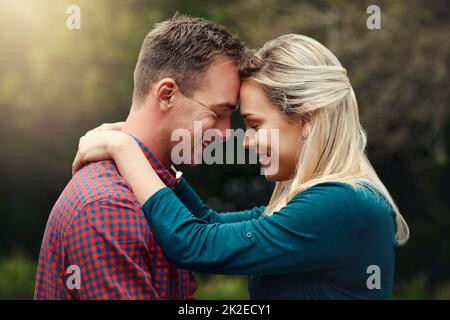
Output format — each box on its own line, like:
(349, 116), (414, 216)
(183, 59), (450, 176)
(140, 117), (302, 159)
(289, 181), (395, 223)
(291, 181), (362, 205)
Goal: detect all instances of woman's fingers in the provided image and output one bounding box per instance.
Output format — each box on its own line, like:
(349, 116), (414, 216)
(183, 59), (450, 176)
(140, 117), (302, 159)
(72, 135), (92, 175)
(86, 122), (126, 135)
(72, 131), (124, 176)
(72, 151), (83, 176)
(79, 123), (126, 167)
(107, 121), (126, 131)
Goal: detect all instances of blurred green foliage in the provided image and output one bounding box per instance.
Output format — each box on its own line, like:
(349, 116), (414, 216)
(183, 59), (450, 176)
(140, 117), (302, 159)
(0, 0), (449, 299)
(196, 274), (249, 300)
(0, 254), (35, 299)
(1, 253), (450, 299)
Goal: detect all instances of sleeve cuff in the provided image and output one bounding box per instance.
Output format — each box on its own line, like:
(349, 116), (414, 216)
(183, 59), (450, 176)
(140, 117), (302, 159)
(142, 187), (173, 214)
(173, 177), (189, 196)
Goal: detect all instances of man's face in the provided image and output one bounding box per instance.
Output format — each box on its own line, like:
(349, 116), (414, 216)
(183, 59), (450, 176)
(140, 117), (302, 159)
(169, 55), (241, 165)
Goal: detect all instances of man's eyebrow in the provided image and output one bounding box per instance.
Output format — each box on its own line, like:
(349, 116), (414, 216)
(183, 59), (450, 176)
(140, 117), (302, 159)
(211, 102), (238, 111)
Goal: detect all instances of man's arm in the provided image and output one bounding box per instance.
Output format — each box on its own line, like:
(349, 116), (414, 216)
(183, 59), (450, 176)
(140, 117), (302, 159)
(64, 197), (159, 299)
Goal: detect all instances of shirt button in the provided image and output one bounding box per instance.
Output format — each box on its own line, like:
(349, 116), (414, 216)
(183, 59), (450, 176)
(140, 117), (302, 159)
(246, 232), (252, 238)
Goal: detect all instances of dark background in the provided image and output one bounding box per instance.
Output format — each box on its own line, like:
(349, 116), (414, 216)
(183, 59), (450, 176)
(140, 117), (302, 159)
(0, 0), (449, 299)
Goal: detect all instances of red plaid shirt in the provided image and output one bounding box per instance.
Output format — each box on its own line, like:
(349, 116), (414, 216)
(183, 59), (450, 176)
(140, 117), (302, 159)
(34, 137), (197, 299)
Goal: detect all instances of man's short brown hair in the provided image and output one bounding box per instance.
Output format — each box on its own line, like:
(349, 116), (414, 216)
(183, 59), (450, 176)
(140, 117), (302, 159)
(133, 14), (247, 104)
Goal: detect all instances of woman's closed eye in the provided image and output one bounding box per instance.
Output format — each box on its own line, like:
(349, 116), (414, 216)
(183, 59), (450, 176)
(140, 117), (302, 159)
(245, 121), (260, 130)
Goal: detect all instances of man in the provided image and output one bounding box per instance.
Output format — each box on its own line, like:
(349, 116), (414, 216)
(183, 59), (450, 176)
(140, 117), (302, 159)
(35, 14), (246, 299)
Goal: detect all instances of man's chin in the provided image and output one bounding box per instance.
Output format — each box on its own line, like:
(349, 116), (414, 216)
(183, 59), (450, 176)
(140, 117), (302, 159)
(186, 153), (203, 166)
(184, 162), (200, 167)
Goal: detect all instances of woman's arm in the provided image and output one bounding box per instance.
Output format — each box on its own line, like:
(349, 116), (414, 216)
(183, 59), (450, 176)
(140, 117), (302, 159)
(73, 129), (264, 223)
(107, 138), (264, 226)
(141, 182), (363, 275)
(73, 130), (165, 203)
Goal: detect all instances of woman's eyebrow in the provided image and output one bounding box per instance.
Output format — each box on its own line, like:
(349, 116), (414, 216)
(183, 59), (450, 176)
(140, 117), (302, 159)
(241, 113), (255, 119)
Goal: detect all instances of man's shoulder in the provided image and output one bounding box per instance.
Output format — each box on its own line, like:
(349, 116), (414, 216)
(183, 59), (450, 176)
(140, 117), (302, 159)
(48, 160), (151, 244)
(68, 160), (137, 207)
(48, 160), (142, 231)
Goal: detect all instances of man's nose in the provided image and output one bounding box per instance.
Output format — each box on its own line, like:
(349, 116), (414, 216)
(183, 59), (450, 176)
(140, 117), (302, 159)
(215, 116), (232, 142)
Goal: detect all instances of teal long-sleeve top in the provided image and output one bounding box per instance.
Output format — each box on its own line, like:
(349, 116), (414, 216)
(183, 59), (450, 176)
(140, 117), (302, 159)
(142, 179), (398, 299)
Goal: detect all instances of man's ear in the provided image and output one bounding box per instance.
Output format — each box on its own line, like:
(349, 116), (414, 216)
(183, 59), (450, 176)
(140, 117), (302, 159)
(154, 78), (177, 112)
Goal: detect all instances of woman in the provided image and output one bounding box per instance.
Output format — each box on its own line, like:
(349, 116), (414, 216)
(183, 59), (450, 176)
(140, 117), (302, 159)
(72, 34), (409, 299)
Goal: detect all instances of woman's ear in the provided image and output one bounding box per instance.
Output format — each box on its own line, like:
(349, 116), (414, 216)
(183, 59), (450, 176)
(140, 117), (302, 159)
(154, 78), (177, 112)
(300, 111), (315, 140)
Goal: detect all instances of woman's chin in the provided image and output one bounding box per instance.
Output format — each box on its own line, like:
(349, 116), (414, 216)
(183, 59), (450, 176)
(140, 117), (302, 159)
(263, 171), (287, 182)
(262, 167), (295, 182)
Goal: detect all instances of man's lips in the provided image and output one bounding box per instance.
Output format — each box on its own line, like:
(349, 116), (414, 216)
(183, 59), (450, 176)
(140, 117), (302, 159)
(201, 141), (212, 150)
(198, 141), (272, 166)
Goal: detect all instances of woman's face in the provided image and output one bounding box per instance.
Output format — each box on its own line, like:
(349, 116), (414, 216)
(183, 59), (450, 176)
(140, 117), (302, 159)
(240, 80), (305, 182)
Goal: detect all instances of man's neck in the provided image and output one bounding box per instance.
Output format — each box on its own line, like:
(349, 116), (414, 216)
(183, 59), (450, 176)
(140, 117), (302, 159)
(122, 106), (172, 168)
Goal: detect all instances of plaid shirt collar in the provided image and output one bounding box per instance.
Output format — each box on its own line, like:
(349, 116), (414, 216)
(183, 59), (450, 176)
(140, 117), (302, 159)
(129, 135), (178, 189)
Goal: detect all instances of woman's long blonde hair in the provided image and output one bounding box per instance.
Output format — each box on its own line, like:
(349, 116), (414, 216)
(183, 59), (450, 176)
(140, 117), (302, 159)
(244, 34), (409, 246)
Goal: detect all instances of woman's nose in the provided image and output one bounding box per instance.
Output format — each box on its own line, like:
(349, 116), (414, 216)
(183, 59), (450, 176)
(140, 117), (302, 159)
(243, 130), (256, 150)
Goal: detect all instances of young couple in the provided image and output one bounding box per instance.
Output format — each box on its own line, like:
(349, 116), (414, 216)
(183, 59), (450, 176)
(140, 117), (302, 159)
(35, 14), (409, 300)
